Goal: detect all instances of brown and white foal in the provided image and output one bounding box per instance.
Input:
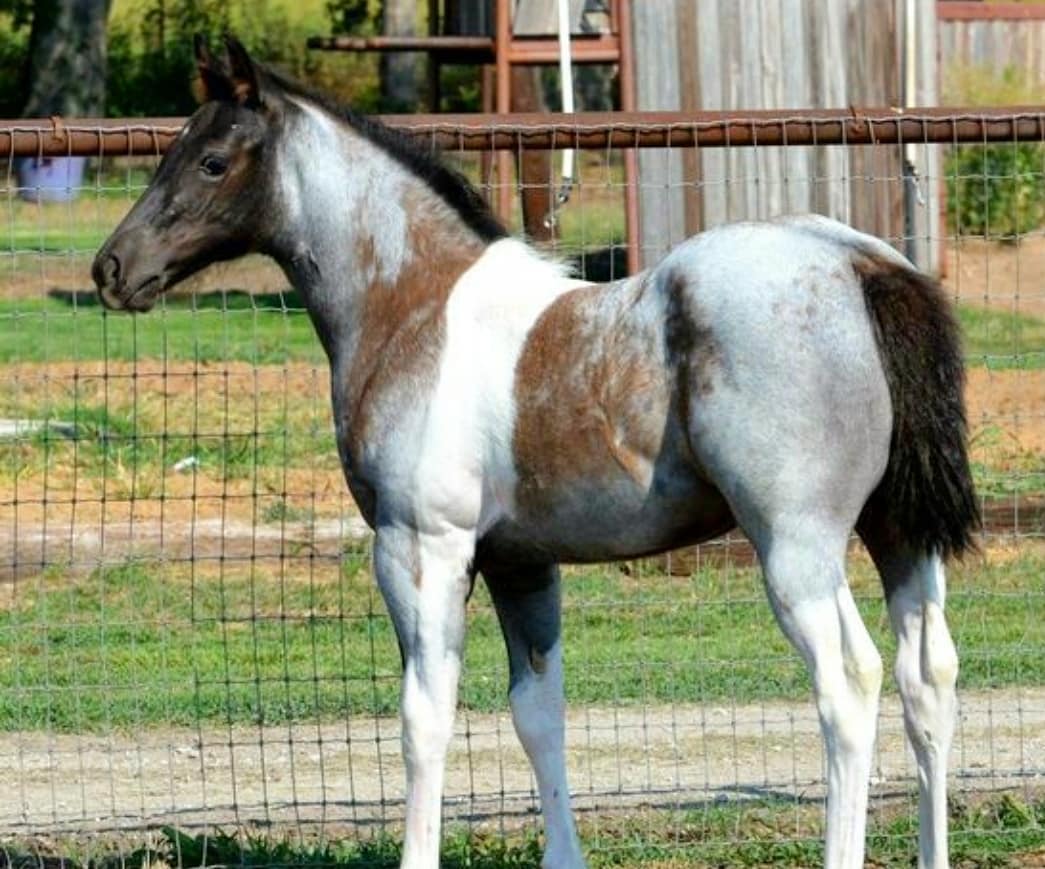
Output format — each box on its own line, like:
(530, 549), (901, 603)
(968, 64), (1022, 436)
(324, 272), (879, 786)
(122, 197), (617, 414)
(93, 37), (979, 869)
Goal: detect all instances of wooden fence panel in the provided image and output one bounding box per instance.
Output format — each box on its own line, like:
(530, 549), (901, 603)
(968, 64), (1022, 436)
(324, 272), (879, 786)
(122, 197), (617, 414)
(633, 0), (940, 270)
(939, 10), (1045, 88)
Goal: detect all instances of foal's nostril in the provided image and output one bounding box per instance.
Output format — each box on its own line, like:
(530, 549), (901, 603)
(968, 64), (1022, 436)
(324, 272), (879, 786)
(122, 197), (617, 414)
(92, 253), (120, 291)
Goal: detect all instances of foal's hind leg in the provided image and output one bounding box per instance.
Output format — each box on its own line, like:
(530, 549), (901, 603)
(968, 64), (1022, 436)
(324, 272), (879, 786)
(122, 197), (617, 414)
(483, 564), (585, 869)
(861, 527), (958, 869)
(757, 531), (883, 869)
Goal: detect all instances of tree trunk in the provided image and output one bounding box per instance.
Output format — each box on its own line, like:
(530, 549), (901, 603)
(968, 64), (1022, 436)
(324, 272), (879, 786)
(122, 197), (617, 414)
(22, 0), (112, 117)
(380, 0), (418, 111)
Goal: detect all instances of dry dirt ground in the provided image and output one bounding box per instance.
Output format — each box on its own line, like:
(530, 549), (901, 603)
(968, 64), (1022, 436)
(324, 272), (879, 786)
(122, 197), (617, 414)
(944, 235), (1045, 316)
(1, 687), (1043, 837)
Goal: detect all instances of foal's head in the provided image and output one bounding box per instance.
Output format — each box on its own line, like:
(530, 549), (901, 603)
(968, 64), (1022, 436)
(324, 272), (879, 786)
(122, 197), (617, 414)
(93, 37), (285, 312)
(93, 36), (505, 314)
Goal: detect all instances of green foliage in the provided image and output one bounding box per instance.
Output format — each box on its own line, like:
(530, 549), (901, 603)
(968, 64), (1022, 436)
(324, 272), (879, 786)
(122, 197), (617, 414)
(0, 7), (29, 117)
(946, 142), (1045, 240)
(106, 0), (325, 117)
(2, 0), (345, 119)
(942, 63), (1045, 240)
(325, 0), (376, 35)
(0, 0), (33, 29)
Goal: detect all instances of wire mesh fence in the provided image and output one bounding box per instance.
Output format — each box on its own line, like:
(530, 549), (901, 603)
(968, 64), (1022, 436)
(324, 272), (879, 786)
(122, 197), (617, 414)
(0, 110), (1043, 866)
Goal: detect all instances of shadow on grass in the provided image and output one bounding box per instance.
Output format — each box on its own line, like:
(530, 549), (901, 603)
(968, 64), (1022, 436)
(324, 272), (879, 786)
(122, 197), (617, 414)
(0, 826), (540, 869)
(1, 794), (1042, 869)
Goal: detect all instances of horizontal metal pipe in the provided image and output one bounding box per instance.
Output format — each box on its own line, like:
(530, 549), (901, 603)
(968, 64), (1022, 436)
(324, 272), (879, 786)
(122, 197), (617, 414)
(0, 117), (183, 159)
(306, 33), (622, 64)
(307, 35), (494, 55)
(936, 1), (1045, 21)
(0, 107), (1042, 159)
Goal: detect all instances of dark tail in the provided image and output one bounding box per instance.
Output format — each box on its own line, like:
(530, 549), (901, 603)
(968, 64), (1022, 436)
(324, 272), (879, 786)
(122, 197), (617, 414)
(855, 253), (980, 559)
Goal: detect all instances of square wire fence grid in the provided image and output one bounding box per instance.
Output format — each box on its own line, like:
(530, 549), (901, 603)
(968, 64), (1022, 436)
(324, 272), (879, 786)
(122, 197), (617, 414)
(0, 111), (1042, 862)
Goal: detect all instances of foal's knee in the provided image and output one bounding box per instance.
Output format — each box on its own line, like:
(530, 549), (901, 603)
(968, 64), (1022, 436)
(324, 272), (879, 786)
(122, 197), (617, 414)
(847, 645), (884, 703)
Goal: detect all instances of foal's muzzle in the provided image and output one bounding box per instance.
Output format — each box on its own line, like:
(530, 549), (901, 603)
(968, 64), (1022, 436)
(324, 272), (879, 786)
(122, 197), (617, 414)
(92, 247), (164, 313)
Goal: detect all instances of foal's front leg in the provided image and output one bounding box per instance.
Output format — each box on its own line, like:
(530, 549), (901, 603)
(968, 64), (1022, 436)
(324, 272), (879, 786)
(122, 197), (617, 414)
(484, 564), (586, 869)
(374, 522), (475, 869)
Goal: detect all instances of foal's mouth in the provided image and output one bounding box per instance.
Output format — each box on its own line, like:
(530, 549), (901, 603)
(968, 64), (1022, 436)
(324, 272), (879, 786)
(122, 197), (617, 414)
(99, 275), (164, 313)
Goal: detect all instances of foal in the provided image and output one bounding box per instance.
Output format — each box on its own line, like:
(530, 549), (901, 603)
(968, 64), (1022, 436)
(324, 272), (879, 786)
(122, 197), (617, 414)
(93, 37), (979, 869)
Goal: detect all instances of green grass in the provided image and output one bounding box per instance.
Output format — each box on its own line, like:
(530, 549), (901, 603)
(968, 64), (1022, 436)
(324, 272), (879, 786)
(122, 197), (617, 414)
(2, 181), (150, 253)
(9, 399), (333, 484)
(958, 305), (1045, 369)
(5, 792), (1044, 868)
(5, 221), (113, 254)
(970, 423), (1045, 500)
(0, 550), (1041, 733)
(0, 295), (1041, 369)
(0, 293), (326, 365)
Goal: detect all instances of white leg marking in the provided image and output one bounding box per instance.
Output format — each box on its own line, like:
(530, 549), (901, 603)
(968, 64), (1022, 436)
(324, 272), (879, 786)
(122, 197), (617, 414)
(375, 526), (474, 869)
(400, 652), (460, 869)
(765, 547), (882, 869)
(509, 641), (586, 869)
(888, 556), (957, 869)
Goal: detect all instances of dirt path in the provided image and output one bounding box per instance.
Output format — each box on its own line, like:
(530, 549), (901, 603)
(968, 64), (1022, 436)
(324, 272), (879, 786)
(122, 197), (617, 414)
(2, 688), (1042, 836)
(944, 236), (1045, 317)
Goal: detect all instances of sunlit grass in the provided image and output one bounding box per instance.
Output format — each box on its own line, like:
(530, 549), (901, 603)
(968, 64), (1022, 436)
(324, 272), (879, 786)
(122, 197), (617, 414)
(0, 548), (1041, 732)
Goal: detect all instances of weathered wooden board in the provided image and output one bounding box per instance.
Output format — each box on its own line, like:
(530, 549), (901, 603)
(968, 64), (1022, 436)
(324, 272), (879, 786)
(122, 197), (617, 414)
(633, 2), (686, 266)
(940, 16), (1045, 88)
(633, 0), (940, 271)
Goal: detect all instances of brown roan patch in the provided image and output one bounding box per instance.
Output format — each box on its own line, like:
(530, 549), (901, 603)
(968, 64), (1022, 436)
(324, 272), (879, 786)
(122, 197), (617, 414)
(511, 274), (680, 516)
(340, 205), (485, 464)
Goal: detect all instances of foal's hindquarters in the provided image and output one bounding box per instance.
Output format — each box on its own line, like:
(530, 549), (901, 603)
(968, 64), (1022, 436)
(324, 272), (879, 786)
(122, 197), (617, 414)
(645, 224), (963, 869)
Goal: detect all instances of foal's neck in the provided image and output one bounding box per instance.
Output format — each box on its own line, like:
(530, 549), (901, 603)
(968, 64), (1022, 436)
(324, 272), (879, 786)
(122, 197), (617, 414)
(272, 101), (489, 365)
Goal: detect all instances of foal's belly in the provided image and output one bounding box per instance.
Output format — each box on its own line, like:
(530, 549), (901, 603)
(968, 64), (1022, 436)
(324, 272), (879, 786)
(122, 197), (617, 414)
(480, 462), (737, 566)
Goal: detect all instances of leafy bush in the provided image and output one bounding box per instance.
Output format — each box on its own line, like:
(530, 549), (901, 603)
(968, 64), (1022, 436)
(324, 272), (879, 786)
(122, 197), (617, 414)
(942, 63), (1045, 240)
(325, 0), (376, 35)
(0, 22), (27, 117)
(945, 142), (1045, 240)
(0, 0), (397, 119)
(0, 0), (32, 116)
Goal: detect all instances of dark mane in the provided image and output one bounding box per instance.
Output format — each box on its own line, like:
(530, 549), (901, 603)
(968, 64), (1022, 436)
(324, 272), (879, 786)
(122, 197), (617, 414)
(262, 66), (507, 243)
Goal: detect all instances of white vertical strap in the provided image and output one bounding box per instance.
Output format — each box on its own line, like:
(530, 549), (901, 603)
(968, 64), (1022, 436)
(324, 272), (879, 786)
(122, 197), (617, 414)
(544, 0), (576, 228)
(557, 0), (575, 186)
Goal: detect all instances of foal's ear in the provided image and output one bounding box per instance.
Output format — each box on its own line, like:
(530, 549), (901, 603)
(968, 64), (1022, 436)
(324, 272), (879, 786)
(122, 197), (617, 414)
(223, 35), (262, 109)
(194, 34), (236, 104)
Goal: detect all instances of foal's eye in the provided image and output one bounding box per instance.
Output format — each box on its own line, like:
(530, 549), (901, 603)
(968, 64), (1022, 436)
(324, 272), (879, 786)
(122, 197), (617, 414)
(200, 155), (229, 178)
